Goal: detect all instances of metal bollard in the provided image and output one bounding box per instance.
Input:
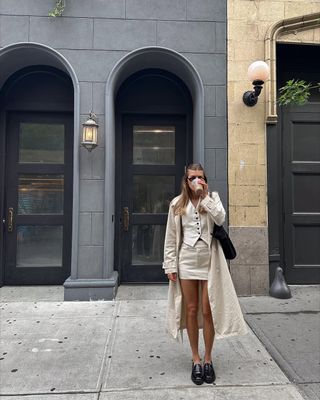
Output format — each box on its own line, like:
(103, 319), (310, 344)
(269, 266), (292, 299)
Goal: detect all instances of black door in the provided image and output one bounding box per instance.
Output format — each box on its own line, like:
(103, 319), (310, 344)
(282, 105), (320, 283)
(119, 114), (188, 282)
(3, 112), (73, 284)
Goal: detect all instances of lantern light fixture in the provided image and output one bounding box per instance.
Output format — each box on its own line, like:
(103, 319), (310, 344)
(243, 61), (270, 107)
(81, 112), (98, 152)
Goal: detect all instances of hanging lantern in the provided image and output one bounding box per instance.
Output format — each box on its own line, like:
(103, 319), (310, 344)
(81, 112), (98, 152)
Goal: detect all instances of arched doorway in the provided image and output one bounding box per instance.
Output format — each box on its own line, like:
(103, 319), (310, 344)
(103, 47), (204, 288)
(115, 69), (193, 282)
(0, 65), (74, 285)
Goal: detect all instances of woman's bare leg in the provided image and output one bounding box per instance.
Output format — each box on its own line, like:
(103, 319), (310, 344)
(201, 280), (215, 363)
(180, 279), (201, 363)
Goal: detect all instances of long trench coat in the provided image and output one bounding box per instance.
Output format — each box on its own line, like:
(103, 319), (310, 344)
(162, 192), (248, 340)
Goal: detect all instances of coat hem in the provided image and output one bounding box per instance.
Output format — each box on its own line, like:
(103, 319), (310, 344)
(167, 327), (248, 342)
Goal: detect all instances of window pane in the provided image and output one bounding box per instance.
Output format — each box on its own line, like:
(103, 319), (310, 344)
(293, 123), (320, 162)
(293, 225), (320, 265)
(18, 175), (64, 215)
(132, 224), (165, 265)
(19, 123), (64, 163)
(293, 174), (320, 213)
(17, 226), (63, 268)
(133, 175), (174, 213)
(133, 125), (175, 165)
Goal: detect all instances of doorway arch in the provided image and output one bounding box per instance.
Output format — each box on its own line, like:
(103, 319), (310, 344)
(115, 68), (193, 282)
(0, 42), (80, 286)
(104, 46), (205, 280)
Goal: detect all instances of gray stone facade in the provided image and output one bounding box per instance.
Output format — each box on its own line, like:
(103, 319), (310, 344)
(0, 0), (227, 299)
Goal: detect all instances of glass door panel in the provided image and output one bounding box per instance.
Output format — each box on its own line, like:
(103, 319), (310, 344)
(132, 224), (166, 265)
(133, 175), (174, 213)
(19, 123), (65, 163)
(133, 125), (175, 165)
(18, 174), (64, 215)
(17, 226), (63, 268)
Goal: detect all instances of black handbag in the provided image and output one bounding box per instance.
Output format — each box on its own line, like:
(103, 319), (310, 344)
(212, 224), (237, 260)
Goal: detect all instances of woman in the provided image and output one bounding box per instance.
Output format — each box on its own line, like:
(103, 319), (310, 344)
(163, 163), (247, 385)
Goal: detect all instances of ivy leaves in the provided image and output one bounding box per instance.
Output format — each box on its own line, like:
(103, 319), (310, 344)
(49, 0), (65, 17)
(278, 79), (320, 106)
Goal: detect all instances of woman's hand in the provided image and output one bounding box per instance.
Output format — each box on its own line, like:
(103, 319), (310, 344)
(199, 178), (209, 198)
(167, 272), (177, 282)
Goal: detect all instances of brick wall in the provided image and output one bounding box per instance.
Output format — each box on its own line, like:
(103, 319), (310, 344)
(227, 0), (319, 294)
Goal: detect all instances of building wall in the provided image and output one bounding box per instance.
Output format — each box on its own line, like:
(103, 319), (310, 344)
(227, 0), (319, 295)
(0, 0), (227, 293)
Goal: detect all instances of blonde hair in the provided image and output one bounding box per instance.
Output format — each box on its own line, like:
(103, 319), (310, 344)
(173, 163), (208, 215)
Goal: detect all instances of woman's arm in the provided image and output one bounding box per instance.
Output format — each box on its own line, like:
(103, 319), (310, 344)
(200, 191), (226, 226)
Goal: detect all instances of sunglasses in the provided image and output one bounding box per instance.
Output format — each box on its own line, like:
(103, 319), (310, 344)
(187, 176), (206, 182)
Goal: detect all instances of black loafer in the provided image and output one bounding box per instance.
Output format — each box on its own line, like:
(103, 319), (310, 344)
(203, 361), (216, 383)
(191, 362), (204, 385)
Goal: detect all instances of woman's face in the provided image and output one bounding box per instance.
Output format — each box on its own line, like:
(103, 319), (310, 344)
(186, 169), (206, 192)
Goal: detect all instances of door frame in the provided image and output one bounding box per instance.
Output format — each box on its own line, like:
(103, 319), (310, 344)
(0, 64), (75, 287)
(268, 104), (320, 284)
(0, 112), (5, 286)
(281, 104), (320, 283)
(118, 113), (189, 283)
(114, 69), (193, 283)
(3, 111), (74, 285)
(267, 43), (320, 284)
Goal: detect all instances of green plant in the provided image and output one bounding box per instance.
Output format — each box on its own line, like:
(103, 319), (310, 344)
(278, 79), (320, 106)
(48, 0), (65, 17)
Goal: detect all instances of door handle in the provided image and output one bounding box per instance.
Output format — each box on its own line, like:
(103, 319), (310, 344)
(123, 207), (130, 232)
(8, 207), (14, 233)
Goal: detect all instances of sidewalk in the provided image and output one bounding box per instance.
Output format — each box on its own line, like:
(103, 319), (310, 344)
(241, 285), (320, 400)
(0, 284), (319, 399)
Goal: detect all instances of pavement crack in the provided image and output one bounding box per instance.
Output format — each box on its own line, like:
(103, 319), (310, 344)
(96, 300), (121, 393)
(99, 382), (295, 393)
(245, 311), (319, 315)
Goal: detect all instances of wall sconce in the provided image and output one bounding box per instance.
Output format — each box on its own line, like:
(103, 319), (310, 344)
(81, 112), (98, 151)
(243, 61), (270, 107)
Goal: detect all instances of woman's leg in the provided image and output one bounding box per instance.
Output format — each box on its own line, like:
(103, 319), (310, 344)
(201, 280), (215, 363)
(180, 279), (201, 363)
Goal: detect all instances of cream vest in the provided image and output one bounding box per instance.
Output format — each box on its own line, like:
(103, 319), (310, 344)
(181, 201), (210, 246)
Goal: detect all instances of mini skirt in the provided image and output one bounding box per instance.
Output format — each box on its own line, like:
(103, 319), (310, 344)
(178, 240), (211, 280)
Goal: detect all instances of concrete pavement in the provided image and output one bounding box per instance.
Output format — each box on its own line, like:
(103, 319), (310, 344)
(0, 284), (318, 399)
(241, 285), (320, 400)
